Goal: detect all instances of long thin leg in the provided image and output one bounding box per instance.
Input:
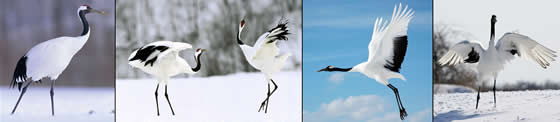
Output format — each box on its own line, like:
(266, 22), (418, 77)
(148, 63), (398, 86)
(493, 79), (496, 108)
(50, 80), (56, 116)
(155, 83), (160, 116)
(475, 86), (481, 109)
(164, 85), (175, 115)
(11, 81), (33, 115)
(265, 79), (279, 113)
(258, 81), (271, 113)
(388, 84), (407, 120)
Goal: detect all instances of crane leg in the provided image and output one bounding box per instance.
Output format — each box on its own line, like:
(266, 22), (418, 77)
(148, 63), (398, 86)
(475, 86), (481, 109)
(50, 80), (56, 116)
(388, 84), (407, 120)
(265, 79), (278, 113)
(164, 85), (175, 115)
(11, 81), (32, 115)
(493, 79), (496, 108)
(258, 81), (271, 113)
(154, 83), (160, 116)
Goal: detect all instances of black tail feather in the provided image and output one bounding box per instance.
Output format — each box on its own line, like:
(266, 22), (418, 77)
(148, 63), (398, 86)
(12, 56), (28, 91)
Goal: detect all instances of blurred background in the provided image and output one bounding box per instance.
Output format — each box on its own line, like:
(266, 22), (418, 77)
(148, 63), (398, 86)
(0, 0), (115, 87)
(116, 0), (302, 79)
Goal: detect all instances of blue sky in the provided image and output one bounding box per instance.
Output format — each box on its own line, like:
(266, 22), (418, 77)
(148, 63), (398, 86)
(303, 0), (432, 121)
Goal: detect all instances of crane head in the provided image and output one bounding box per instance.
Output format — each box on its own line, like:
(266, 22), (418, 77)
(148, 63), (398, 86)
(317, 65), (334, 72)
(491, 15), (497, 24)
(79, 5), (107, 16)
(240, 16), (247, 29)
(195, 48), (207, 56)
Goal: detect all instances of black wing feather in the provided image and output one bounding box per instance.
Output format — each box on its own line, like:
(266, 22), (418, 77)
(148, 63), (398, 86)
(129, 45), (169, 66)
(384, 36), (408, 72)
(266, 21), (290, 43)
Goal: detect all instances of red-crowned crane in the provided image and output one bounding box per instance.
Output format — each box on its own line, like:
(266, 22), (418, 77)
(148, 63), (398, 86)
(236, 16), (291, 113)
(10, 5), (106, 116)
(438, 15), (556, 109)
(316, 3), (414, 120)
(128, 41), (206, 116)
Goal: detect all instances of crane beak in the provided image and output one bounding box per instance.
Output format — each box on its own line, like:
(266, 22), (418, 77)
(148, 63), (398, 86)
(317, 68), (328, 72)
(90, 8), (107, 16)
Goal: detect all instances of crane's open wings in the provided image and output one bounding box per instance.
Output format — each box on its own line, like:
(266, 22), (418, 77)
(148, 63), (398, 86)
(496, 32), (557, 68)
(438, 40), (485, 65)
(369, 3), (414, 72)
(128, 41), (192, 67)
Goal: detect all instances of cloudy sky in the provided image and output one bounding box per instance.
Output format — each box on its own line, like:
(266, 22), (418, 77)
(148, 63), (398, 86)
(435, 0), (560, 85)
(303, 0), (432, 121)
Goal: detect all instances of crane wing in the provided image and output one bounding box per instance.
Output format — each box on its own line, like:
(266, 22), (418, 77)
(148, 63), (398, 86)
(369, 3), (414, 72)
(438, 40), (485, 66)
(128, 41), (192, 67)
(496, 32), (557, 68)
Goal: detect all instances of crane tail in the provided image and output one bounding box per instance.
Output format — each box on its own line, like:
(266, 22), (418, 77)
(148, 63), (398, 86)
(12, 56), (28, 91)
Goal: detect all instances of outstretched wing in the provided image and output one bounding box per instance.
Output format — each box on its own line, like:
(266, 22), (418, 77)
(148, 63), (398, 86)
(438, 40), (486, 65)
(128, 41), (192, 67)
(369, 3), (414, 72)
(496, 32), (557, 68)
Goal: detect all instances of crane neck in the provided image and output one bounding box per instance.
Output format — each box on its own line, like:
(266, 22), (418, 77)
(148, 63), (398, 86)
(489, 19), (496, 48)
(78, 10), (89, 36)
(237, 28), (245, 45)
(191, 53), (203, 72)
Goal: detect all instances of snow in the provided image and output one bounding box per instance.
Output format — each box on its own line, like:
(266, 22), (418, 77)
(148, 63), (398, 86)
(434, 90), (560, 122)
(116, 71), (302, 122)
(1, 87), (114, 122)
(434, 84), (475, 94)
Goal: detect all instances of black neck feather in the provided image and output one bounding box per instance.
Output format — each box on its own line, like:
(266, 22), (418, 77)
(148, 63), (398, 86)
(79, 10), (89, 36)
(191, 53), (203, 72)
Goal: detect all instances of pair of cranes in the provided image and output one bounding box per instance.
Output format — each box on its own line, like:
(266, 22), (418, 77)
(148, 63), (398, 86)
(126, 17), (290, 115)
(9, 5), (291, 116)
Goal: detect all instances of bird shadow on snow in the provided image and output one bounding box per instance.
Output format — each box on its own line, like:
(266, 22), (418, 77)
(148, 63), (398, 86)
(434, 110), (501, 122)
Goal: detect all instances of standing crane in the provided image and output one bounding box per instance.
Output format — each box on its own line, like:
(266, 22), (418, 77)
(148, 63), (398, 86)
(438, 15), (556, 109)
(236, 16), (291, 113)
(128, 41), (206, 116)
(10, 5), (106, 116)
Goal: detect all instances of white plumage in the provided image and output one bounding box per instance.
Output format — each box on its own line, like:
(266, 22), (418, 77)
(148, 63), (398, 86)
(317, 3), (413, 120)
(128, 40), (205, 116)
(438, 15), (556, 109)
(10, 5), (105, 116)
(236, 16), (291, 113)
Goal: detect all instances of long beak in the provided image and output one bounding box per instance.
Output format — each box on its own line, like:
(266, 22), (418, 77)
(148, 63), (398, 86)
(201, 49), (207, 52)
(317, 68), (327, 72)
(91, 8), (107, 16)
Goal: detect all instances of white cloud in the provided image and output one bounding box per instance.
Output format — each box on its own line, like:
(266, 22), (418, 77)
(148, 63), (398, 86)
(305, 95), (431, 122)
(328, 73), (345, 84)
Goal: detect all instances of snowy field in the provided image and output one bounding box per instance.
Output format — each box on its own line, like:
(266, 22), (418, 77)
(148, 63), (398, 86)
(1, 87), (114, 122)
(434, 89), (560, 122)
(434, 84), (475, 94)
(116, 71), (302, 122)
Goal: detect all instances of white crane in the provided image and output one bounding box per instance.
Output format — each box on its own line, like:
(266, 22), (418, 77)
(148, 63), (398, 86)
(236, 16), (291, 113)
(128, 41), (206, 116)
(438, 15), (556, 109)
(317, 4), (413, 120)
(10, 5), (105, 116)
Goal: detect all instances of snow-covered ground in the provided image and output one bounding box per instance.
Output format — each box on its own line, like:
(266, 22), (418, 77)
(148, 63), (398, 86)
(116, 71), (302, 122)
(1, 87), (114, 122)
(434, 90), (560, 122)
(434, 84), (475, 94)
